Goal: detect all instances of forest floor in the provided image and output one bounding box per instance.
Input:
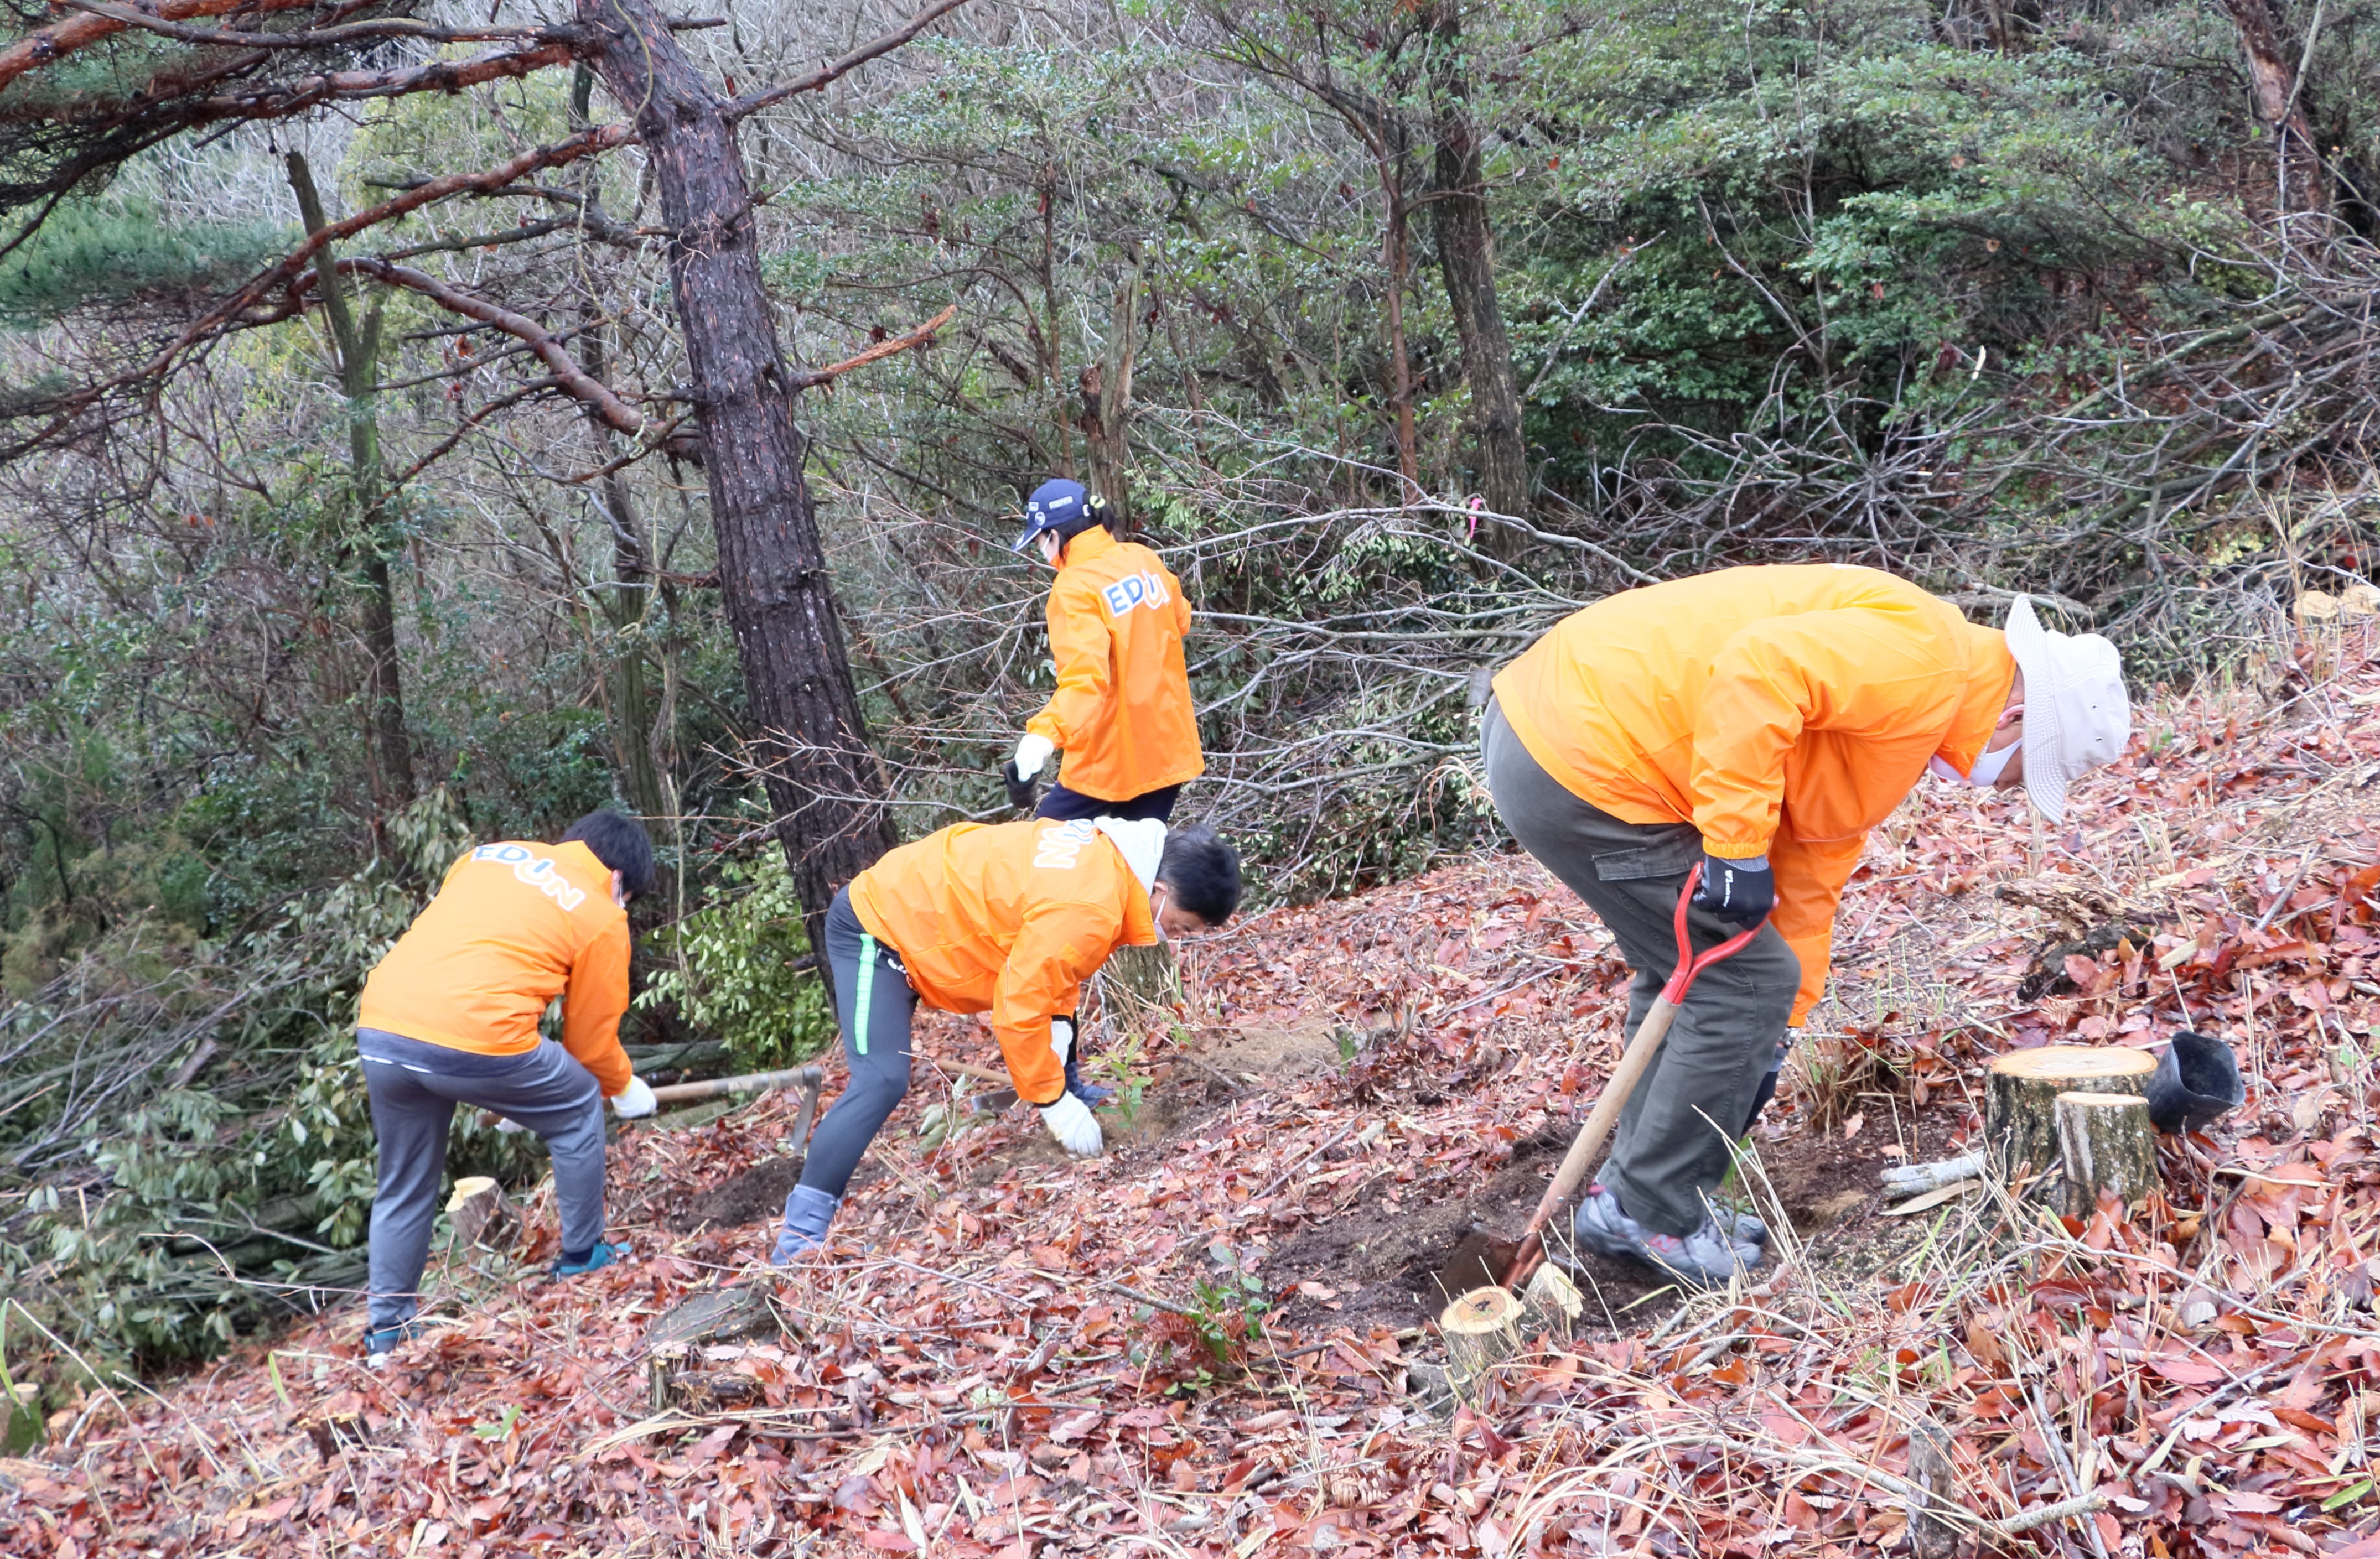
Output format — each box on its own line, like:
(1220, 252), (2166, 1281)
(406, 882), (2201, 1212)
(7, 627), (2380, 1557)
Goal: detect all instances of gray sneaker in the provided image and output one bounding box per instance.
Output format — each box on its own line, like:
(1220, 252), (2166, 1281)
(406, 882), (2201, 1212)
(1572, 1183), (1761, 1288)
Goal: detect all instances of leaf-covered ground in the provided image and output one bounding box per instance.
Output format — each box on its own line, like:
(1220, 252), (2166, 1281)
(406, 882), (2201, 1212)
(7, 630), (2380, 1557)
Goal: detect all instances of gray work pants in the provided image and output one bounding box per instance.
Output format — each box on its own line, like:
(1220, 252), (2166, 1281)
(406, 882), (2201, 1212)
(796, 886), (921, 1200)
(1482, 699), (1800, 1235)
(358, 1028), (606, 1332)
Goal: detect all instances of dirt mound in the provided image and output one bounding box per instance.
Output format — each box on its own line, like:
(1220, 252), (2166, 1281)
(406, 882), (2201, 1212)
(672, 1153), (803, 1233)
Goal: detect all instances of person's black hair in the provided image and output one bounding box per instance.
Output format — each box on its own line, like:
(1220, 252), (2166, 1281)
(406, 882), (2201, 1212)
(1157, 824), (1241, 926)
(561, 810), (656, 899)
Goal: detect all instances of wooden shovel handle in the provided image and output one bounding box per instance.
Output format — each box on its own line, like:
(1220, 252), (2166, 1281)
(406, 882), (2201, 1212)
(1523, 994), (1681, 1242)
(647, 1064), (822, 1105)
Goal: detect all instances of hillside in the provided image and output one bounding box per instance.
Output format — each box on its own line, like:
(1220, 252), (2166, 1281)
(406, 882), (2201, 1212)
(5, 623), (2379, 1556)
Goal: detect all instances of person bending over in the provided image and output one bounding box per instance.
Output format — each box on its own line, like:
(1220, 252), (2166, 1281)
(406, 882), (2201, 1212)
(354, 811), (660, 1359)
(1485, 566), (2127, 1285)
(772, 818), (1241, 1262)
(1007, 478), (1203, 823)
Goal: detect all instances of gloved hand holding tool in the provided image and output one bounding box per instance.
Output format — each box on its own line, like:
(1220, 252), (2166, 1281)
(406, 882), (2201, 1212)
(610, 1075), (657, 1118)
(1693, 853), (1772, 928)
(1461, 866), (1766, 1297)
(1041, 1090), (1104, 1156)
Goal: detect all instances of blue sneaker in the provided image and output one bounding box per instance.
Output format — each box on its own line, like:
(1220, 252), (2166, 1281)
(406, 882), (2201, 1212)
(552, 1240), (623, 1277)
(364, 1319), (426, 1357)
(1063, 1048), (1114, 1108)
(771, 1186), (841, 1265)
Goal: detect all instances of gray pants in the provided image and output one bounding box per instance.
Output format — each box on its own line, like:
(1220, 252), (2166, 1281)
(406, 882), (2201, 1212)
(1482, 700), (1800, 1235)
(359, 1028), (606, 1332)
(796, 886), (921, 1200)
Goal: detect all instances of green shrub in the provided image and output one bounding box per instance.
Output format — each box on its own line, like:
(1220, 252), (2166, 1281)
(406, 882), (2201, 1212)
(637, 855), (834, 1073)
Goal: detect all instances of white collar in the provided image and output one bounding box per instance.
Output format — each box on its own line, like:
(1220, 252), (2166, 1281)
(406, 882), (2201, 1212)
(1094, 817), (1166, 891)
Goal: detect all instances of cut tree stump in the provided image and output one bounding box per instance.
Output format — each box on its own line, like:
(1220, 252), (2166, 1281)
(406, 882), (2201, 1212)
(1520, 1262), (1583, 1342)
(444, 1176), (514, 1250)
(1985, 1046), (2153, 1183)
(1440, 1285), (1526, 1401)
(643, 1283), (781, 1351)
(2055, 1092), (2159, 1216)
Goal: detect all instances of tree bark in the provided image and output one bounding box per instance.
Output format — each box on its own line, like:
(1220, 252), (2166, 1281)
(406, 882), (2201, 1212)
(2220, 0), (2328, 214)
(1983, 1046), (2153, 1183)
(1077, 265), (1140, 533)
(578, 0), (894, 955)
(288, 152), (414, 823)
(1425, 5), (1529, 524)
(2054, 1092), (2158, 1217)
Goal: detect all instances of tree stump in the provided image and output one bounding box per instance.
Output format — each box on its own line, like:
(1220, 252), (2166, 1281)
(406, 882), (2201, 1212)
(1984, 1047), (2153, 1183)
(2055, 1092), (2158, 1216)
(444, 1176), (514, 1250)
(1520, 1262), (1583, 1343)
(1439, 1285), (1526, 1401)
(643, 1283), (781, 1350)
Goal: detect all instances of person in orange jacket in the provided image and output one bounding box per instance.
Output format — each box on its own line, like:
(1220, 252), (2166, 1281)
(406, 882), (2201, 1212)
(354, 812), (660, 1360)
(1486, 565), (2128, 1285)
(770, 816), (1242, 1262)
(1007, 479), (1203, 822)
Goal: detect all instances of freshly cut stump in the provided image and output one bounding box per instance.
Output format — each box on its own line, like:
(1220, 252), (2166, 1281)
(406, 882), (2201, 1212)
(1984, 1046), (2153, 1183)
(1440, 1286), (1526, 1401)
(2055, 1092), (2158, 1217)
(445, 1176), (514, 1250)
(1521, 1263), (1584, 1342)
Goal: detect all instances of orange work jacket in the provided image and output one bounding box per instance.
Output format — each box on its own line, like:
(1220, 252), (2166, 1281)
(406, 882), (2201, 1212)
(849, 817), (1158, 1105)
(356, 840), (634, 1095)
(1025, 526), (1203, 802)
(1493, 565), (2014, 1023)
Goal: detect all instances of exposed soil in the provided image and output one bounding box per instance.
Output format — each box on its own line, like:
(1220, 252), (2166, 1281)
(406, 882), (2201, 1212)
(673, 1153), (804, 1233)
(1268, 1088), (1969, 1335)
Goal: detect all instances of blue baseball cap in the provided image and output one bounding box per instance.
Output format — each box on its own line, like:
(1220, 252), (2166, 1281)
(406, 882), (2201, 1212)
(1012, 478), (1093, 552)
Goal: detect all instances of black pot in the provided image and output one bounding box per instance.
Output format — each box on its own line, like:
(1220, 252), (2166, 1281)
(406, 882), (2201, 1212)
(2145, 1030), (2246, 1135)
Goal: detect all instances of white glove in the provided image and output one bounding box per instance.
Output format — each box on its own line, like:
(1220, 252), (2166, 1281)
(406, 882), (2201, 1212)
(1049, 1016), (1075, 1066)
(1040, 1092), (1103, 1157)
(1013, 732), (1055, 783)
(494, 1115), (529, 1134)
(610, 1075), (657, 1119)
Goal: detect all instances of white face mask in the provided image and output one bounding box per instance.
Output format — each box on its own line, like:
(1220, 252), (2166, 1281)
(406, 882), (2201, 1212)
(1149, 886), (1171, 943)
(1931, 735), (2021, 787)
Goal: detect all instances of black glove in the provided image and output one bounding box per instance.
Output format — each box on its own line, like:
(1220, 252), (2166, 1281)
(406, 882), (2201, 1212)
(1002, 758), (1037, 813)
(1694, 853), (1772, 928)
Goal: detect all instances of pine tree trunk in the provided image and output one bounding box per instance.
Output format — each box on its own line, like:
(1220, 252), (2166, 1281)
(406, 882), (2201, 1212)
(1427, 5), (1529, 526)
(2220, 0), (2329, 213)
(578, 0), (894, 954)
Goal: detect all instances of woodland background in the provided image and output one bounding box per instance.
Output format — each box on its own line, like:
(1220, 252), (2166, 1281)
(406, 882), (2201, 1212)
(0, 0), (2372, 1396)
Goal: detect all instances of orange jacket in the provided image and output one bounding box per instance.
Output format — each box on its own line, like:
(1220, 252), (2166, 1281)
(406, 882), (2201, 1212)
(356, 840), (634, 1095)
(1493, 565), (2014, 1022)
(849, 817), (1159, 1105)
(1025, 526), (1203, 802)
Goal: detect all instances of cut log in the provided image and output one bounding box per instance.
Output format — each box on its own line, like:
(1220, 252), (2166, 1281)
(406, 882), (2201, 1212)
(1439, 1285), (1525, 1400)
(1905, 1417), (1961, 1559)
(444, 1176), (514, 1250)
(1984, 1046), (2153, 1182)
(643, 1283), (781, 1350)
(2054, 1092), (2159, 1216)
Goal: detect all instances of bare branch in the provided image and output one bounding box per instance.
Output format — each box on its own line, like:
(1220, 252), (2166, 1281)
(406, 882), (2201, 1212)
(723, 0), (974, 121)
(341, 258), (643, 433)
(787, 304), (958, 391)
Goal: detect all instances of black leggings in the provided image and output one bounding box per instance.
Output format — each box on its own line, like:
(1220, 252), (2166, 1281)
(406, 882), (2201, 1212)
(1034, 782), (1181, 822)
(797, 887), (921, 1198)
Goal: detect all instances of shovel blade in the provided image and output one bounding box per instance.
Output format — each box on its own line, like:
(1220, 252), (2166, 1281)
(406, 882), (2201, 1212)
(1431, 1230), (1522, 1307)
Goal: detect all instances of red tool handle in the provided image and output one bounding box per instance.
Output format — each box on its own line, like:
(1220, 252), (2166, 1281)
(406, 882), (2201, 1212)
(1661, 861), (1765, 1005)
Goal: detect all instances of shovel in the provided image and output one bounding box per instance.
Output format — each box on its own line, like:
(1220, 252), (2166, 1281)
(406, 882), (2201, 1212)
(1492, 865), (1767, 1291)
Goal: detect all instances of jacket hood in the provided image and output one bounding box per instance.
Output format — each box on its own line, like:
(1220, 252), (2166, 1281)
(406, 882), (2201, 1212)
(1095, 817), (1166, 892)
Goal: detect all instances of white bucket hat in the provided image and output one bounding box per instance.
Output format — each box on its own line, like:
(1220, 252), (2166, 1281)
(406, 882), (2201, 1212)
(2004, 595), (2129, 822)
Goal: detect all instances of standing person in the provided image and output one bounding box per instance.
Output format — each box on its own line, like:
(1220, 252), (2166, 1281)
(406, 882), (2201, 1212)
(353, 811), (661, 1360)
(771, 817), (1241, 1264)
(1007, 479), (1203, 823)
(1485, 566), (2127, 1285)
